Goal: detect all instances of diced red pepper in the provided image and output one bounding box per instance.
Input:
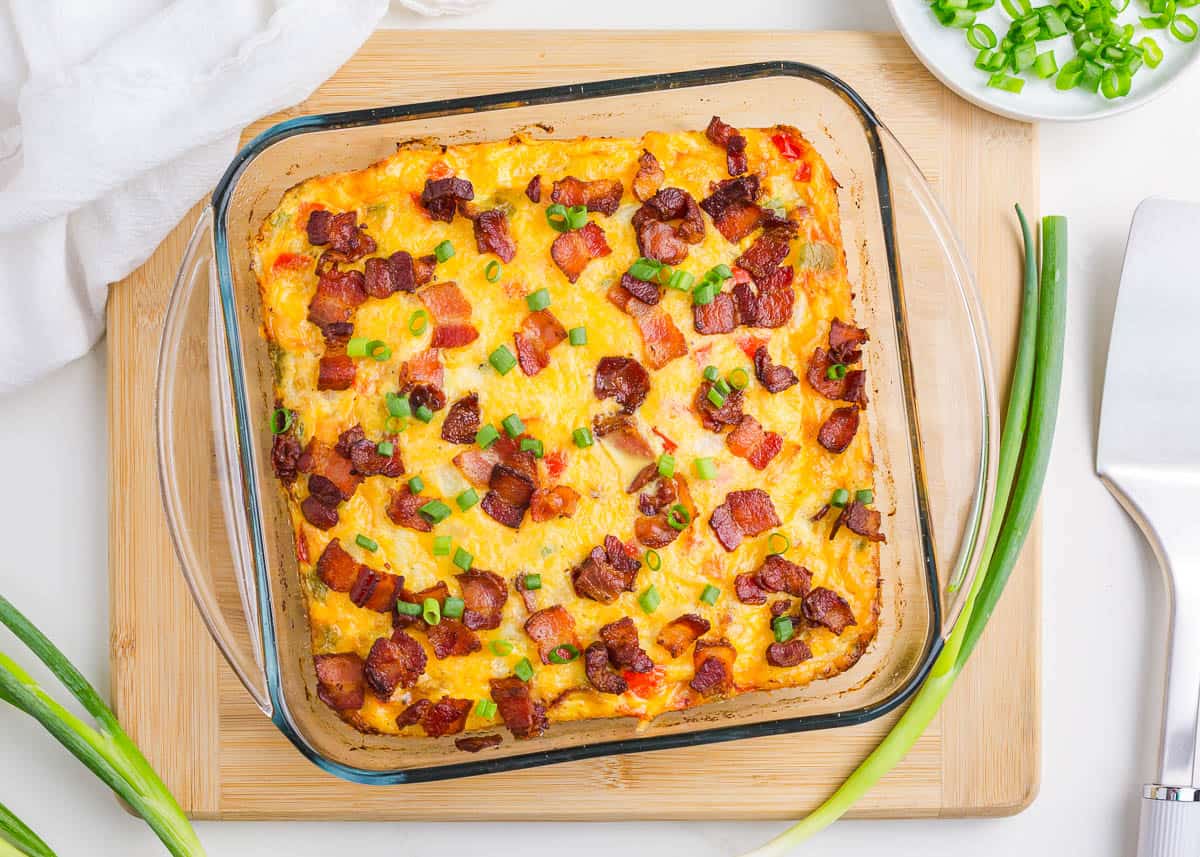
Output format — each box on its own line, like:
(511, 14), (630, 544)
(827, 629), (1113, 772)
(651, 427), (678, 453)
(771, 133), (805, 161)
(793, 161), (812, 182)
(623, 666), (665, 699)
(273, 252), (309, 273)
(730, 266), (752, 285)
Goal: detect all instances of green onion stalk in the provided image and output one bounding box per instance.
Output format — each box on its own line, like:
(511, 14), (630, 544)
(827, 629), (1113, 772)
(0, 596), (206, 856)
(743, 207), (1067, 854)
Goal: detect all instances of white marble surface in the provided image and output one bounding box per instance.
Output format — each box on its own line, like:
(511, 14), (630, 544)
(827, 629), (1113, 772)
(2, 1), (1198, 854)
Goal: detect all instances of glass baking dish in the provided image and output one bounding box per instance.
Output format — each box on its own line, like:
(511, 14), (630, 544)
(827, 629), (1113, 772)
(155, 62), (998, 785)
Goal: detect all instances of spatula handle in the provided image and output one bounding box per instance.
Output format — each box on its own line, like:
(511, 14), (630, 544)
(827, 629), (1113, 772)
(1137, 786), (1200, 857)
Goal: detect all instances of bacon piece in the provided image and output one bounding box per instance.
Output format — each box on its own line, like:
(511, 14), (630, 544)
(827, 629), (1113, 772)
(480, 491), (525, 530)
(803, 587), (857, 634)
(299, 440), (361, 501)
(490, 676), (548, 740)
(637, 187), (706, 243)
(753, 346), (799, 393)
(306, 209), (331, 244)
(737, 222), (798, 281)
(350, 567), (402, 612)
(585, 642), (628, 694)
(734, 573), (768, 605)
(636, 473), (676, 514)
(420, 281), (479, 349)
(457, 570), (508, 631)
(633, 149), (665, 202)
(756, 555), (812, 597)
(420, 176), (474, 223)
(421, 696), (473, 737)
(619, 272), (661, 306)
(524, 174), (542, 203)
(770, 599), (793, 618)
(607, 284), (687, 370)
(709, 489), (781, 552)
(829, 318), (869, 364)
(550, 221), (611, 283)
(594, 356), (650, 413)
(732, 265), (795, 329)
(700, 175), (763, 242)
(571, 536), (642, 604)
(806, 348), (868, 408)
(399, 347), (444, 391)
(627, 462), (658, 495)
(550, 176), (624, 215)
(705, 115), (740, 149)
(336, 425), (404, 477)
(317, 352), (356, 391)
(592, 412), (655, 460)
(314, 653), (365, 711)
(387, 484), (433, 533)
(301, 496), (338, 530)
(725, 415), (783, 470)
(396, 698), (432, 728)
(271, 432), (302, 484)
(364, 633), (426, 698)
(427, 619), (482, 659)
(694, 381), (743, 433)
(767, 638), (813, 667)
(413, 253), (437, 287)
(393, 581), (449, 632)
(316, 539), (360, 592)
(529, 485), (580, 522)
(364, 251), (418, 298)
(634, 514), (678, 549)
(705, 115), (749, 176)
(689, 639), (736, 696)
(635, 219), (688, 266)
(524, 605), (580, 664)
(515, 309), (567, 376)
(838, 500), (886, 542)
(441, 393), (481, 444)
(817, 406), (859, 454)
(456, 734), (503, 753)
(474, 208), (517, 262)
(514, 572), (538, 612)
(657, 614), (711, 658)
(599, 617), (653, 672)
(315, 212), (376, 265)
(308, 268), (367, 334)
(693, 292), (739, 335)
(453, 447), (500, 487)
(482, 462), (536, 529)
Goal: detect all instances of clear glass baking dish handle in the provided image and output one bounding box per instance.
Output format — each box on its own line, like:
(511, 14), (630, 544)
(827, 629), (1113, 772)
(155, 206), (272, 715)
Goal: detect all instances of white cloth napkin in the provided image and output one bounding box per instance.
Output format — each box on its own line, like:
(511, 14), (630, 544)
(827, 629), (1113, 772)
(0, 0), (481, 394)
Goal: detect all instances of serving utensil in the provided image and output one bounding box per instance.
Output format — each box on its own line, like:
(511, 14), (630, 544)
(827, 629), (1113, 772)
(1098, 197), (1200, 856)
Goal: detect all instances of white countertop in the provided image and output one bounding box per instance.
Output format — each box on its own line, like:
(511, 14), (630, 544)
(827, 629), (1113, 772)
(2, 1), (1198, 854)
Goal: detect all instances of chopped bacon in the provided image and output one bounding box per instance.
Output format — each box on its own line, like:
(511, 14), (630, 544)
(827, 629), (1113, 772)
(803, 587), (857, 634)
(690, 639), (736, 696)
(387, 484), (433, 533)
(306, 209), (331, 244)
(364, 632), (426, 698)
(308, 268), (367, 334)
(756, 555), (812, 597)
(693, 293), (739, 335)
(631, 187), (705, 265)
(422, 696), (474, 737)
(599, 617), (654, 672)
(571, 536), (642, 603)
(393, 581), (449, 632)
(317, 352), (356, 391)
(725, 415), (782, 470)
(524, 174), (542, 203)
(829, 318), (869, 364)
(837, 500), (886, 542)
(635, 219), (688, 266)
(299, 440), (361, 501)
(313, 211), (376, 265)
(700, 175), (763, 243)
(399, 348), (445, 400)
(592, 412), (655, 460)
(396, 698), (431, 728)
(514, 572), (538, 612)
(271, 432), (302, 484)
(514, 309), (567, 376)
(607, 284), (687, 370)
(474, 209), (517, 262)
(657, 614), (711, 658)
(453, 448), (501, 487)
(632, 467), (673, 508)
(420, 281), (479, 349)
(585, 642), (628, 694)
(732, 265), (795, 329)
(634, 514), (678, 549)
(479, 492), (524, 529)
(336, 425), (404, 477)
(806, 348), (868, 408)
(737, 221), (798, 282)
(709, 488), (781, 552)
(694, 381), (743, 433)
(420, 176), (475, 222)
(315, 539), (360, 592)
(633, 149), (665, 202)
(619, 272), (661, 306)
(550, 176), (624, 215)
(441, 393), (481, 445)
(482, 462), (536, 529)
(753, 346), (799, 393)
(529, 485), (580, 522)
(734, 573), (768, 605)
(594, 356), (651, 413)
(767, 638), (813, 667)
(314, 653), (365, 711)
(524, 605), (580, 664)
(427, 619), (482, 659)
(770, 599), (793, 618)
(490, 676), (548, 740)
(414, 254), (437, 286)
(705, 116), (749, 176)
(550, 221), (612, 283)
(350, 567), (402, 612)
(457, 570), (508, 630)
(364, 251), (418, 299)
(817, 406), (859, 453)
(455, 734), (503, 753)
(301, 496), (338, 530)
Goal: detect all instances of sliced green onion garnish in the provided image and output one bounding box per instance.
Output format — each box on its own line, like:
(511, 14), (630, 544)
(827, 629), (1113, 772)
(526, 288), (552, 312)
(825, 363), (847, 380)
(434, 240), (455, 263)
(524, 574), (542, 590)
(700, 584), (720, 606)
(432, 535), (452, 556)
(386, 392), (412, 418)
(514, 657), (535, 681)
(645, 549), (662, 571)
(422, 597), (441, 625)
(710, 263), (732, 280)
(667, 504), (690, 531)
(706, 386), (727, 408)
(667, 269), (695, 291)
(476, 424), (500, 449)
(397, 600), (422, 616)
(565, 205), (589, 229)
(366, 340), (391, 361)
(629, 256), (663, 281)
(702, 365), (720, 382)
(377, 441), (395, 457)
(408, 475), (424, 494)
(1056, 56), (1086, 88)
(355, 534), (378, 552)
(442, 597), (465, 619)
(966, 21), (997, 48)
(489, 344), (517, 375)
(572, 427), (594, 448)
(502, 413), (525, 438)
(474, 698), (497, 719)
(270, 407), (293, 435)
(638, 585), (662, 614)
(694, 457), (717, 480)
(453, 546), (474, 571)
(456, 488), (480, 511)
(346, 337), (369, 358)
(988, 71), (1026, 92)
(518, 438), (543, 459)
(1172, 12), (1197, 41)
(548, 643), (580, 664)
(568, 326), (588, 346)
(545, 204), (570, 232)
(1001, 0), (1031, 16)
(408, 310), (429, 336)
(485, 260), (502, 282)
(766, 532), (790, 555)
(728, 367), (750, 390)
(657, 453), (676, 478)
(856, 488), (875, 505)
(772, 616), (795, 643)
(830, 488), (850, 508)
(1141, 35), (1164, 66)
(714, 378), (731, 396)
(419, 499), (452, 524)
(490, 639), (513, 656)
(415, 404), (434, 423)
(385, 415), (407, 434)
(1033, 50), (1058, 78)
(692, 282), (717, 306)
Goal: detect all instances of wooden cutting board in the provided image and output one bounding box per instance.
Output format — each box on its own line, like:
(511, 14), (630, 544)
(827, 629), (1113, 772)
(107, 30), (1039, 821)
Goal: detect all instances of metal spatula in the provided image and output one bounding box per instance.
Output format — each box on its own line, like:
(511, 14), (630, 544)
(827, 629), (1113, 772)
(1098, 198), (1200, 856)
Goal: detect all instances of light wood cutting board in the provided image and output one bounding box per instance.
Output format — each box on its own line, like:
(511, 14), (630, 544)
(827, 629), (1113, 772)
(107, 30), (1040, 821)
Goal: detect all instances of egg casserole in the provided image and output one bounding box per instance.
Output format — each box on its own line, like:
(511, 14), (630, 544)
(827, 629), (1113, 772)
(253, 117), (883, 749)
